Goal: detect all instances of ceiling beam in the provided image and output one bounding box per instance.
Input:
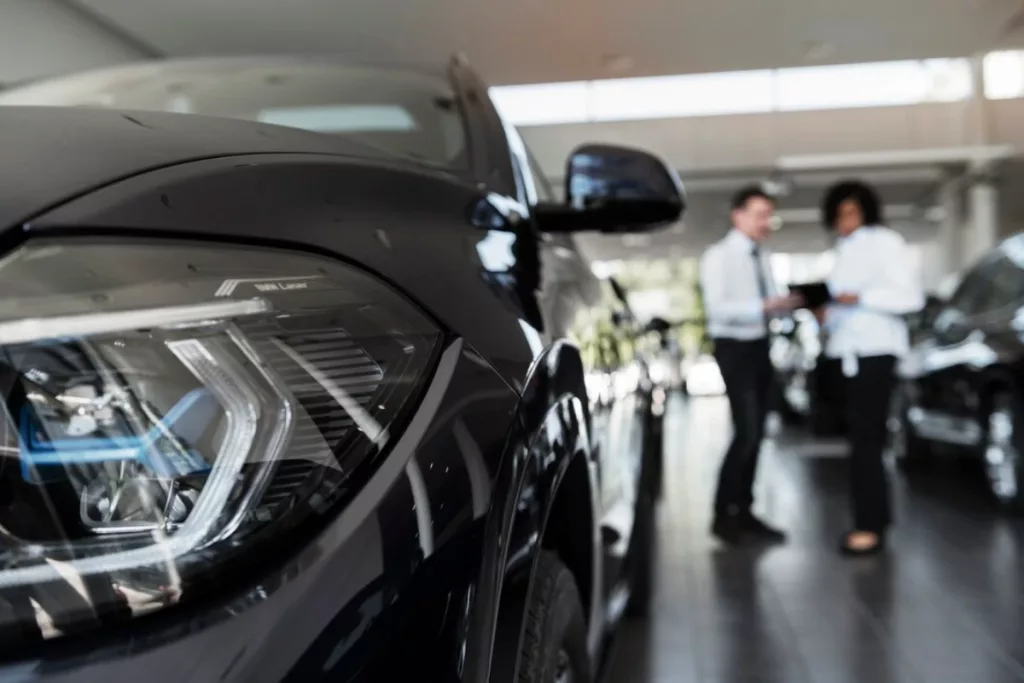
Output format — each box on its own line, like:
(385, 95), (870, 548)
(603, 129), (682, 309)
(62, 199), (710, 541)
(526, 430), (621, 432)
(548, 163), (950, 195)
(776, 145), (1016, 173)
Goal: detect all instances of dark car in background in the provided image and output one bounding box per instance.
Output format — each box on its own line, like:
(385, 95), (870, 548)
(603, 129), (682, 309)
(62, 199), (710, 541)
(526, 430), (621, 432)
(893, 235), (1024, 511)
(0, 56), (684, 681)
(770, 311), (848, 436)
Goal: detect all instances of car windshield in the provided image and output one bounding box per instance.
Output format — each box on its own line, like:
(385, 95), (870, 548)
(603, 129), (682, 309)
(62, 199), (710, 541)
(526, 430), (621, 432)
(0, 60), (469, 170)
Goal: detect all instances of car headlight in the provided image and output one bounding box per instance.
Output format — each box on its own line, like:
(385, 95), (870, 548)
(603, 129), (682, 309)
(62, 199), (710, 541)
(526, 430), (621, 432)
(0, 238), (442, 640)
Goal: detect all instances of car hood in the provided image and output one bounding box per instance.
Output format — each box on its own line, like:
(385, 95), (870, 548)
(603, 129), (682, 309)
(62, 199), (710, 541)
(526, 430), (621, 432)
(0, 106), (408, 230)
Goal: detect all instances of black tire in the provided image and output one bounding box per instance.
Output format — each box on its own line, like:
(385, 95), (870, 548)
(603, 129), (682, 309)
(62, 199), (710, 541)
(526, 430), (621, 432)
(625, 489), (655, 618)
(981, 393), (1024, 514)
(517, 552), (592, 683)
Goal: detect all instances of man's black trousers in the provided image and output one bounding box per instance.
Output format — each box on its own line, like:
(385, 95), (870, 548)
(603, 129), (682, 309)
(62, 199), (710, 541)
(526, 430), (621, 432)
(712, 337), (774, 518)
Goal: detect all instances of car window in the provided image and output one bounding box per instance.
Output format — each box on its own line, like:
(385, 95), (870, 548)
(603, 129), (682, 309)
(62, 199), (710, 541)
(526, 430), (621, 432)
(0, 60), (469, 170)
(976, 253), (1024, 313)
(526, 147), (556, 203)
(948, 259), (995, 316)
(499, 120), (538, 205)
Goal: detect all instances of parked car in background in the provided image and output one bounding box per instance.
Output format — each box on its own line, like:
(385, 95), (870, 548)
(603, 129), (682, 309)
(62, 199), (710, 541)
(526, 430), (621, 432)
(770, 311), (847, 435)
(0, 55), (685, 682)
(635, 316), (679, 392)
(894, 235), (1024, 511)
(907, 271), (963, 344)
(771, 311), (818, 423)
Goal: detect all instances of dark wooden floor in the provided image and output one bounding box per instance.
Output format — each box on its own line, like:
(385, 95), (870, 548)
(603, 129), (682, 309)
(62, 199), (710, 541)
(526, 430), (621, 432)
(602, 394), (1024, 683)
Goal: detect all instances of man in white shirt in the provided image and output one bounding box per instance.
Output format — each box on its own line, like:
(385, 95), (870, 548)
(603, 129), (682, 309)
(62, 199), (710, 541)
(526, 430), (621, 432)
(699, 186), (801, 544)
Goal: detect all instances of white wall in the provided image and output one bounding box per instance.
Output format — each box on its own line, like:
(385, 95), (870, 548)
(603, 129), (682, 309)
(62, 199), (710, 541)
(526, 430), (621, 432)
(0, 0), (146, 83)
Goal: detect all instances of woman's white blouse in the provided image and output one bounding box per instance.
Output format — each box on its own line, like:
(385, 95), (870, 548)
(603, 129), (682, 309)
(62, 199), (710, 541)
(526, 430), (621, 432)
(825, 225), (925, 376)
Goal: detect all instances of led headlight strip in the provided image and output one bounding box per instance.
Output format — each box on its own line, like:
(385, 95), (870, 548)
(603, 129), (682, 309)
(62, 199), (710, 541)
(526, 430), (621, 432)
(0, 238), (443, 635)
(0, 298), (297, 586)
(0, 299), (271, 346)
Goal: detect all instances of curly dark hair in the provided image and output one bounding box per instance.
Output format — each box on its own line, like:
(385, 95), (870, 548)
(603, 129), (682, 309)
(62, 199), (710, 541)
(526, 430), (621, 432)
(821, 180), (883, 230)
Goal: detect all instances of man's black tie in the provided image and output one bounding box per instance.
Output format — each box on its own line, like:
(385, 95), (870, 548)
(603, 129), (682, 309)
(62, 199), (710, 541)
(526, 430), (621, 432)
(751, 245), (769, 301)
(752, 245), (771, 327)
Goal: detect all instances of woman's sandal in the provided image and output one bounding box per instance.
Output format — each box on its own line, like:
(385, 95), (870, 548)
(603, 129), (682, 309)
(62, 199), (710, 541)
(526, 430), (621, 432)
(839, 530), (885, 556)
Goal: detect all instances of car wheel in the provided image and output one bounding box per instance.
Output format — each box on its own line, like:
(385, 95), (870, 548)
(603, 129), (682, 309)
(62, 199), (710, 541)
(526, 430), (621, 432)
(983, 394), (1024, 514)
(517, 552), (592, 683)
(889, 383), (929, 472)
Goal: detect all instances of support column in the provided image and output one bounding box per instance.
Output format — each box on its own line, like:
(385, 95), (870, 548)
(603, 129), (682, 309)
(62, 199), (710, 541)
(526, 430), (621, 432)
(965, 170), (1000, 267)
(935, 174), (964, 282)
(960, 55), (998, 269)
(966, 54), (992, 145)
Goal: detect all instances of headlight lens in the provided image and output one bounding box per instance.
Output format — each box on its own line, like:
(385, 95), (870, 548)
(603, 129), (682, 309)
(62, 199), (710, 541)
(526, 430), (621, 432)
(0, 238), (441, 641)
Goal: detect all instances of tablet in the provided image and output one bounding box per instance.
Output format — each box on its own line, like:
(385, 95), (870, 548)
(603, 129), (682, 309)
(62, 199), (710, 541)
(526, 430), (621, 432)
(788, 281), (832, 309)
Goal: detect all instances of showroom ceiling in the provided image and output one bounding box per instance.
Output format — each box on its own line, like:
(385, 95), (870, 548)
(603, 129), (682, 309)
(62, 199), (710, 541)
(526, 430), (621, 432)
(76, 0), (1024, 85)
(59, 0), (1024, 266)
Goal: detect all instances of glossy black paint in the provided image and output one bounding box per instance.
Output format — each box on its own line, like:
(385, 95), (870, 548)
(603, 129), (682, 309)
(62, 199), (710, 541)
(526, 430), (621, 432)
(0, 58), (675, 682)
(905, 242), (1024, 405)
(566, 145), (682, 205)
(900, 235), (1024, 482)
(536, 144), (686, 234)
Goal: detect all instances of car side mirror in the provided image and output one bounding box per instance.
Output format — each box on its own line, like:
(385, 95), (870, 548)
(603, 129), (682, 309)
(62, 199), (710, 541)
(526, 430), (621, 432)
(535, 143), (686, 233)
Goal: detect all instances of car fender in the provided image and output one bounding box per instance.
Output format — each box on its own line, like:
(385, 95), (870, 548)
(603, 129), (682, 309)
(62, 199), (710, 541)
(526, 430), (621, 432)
(466, 339), (601, 683)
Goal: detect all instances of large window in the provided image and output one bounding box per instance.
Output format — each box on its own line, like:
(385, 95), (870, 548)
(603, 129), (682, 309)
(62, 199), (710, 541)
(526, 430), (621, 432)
(491, 57), (975, 127)
(487, 81), (590, 127)
(589, 70), (774, 121)
(774, 59), (970, 111)
(0, 60), (469, 169)
(984, 50), (1024, 99)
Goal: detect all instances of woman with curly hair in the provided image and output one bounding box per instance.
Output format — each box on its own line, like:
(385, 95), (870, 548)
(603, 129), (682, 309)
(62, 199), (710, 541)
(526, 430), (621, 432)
(818, 180), (924, 555)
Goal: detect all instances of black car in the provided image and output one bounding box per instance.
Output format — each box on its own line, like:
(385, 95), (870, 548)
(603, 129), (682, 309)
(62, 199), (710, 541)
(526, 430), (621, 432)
(893, 234), (1024, 511)
(0, 56), (684, 681)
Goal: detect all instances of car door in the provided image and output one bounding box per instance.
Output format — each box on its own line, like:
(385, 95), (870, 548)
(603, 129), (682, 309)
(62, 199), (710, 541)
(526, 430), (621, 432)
(504, 125), (647, 598)
(564, 270), (645, 592)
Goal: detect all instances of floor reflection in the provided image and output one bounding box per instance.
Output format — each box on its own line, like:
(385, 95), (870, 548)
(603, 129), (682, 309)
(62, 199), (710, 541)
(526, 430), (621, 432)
(602, 394), (1024, 683)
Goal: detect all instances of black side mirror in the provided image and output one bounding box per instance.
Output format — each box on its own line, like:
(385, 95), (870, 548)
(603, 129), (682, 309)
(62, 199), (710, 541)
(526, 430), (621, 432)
(535, 143), (686, 233)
